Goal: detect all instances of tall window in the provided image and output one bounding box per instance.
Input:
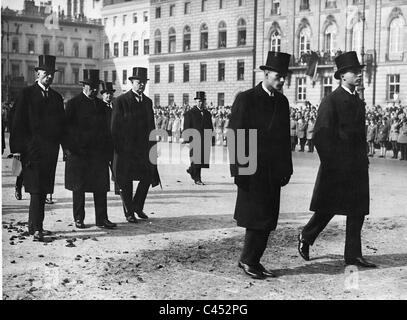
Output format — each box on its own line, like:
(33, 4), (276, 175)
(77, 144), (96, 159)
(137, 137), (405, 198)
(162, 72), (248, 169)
(72, 68), (79, 83)
(114, 42), (119, 57)
(202, 0), (208, 12)
(323, 76), (332, 97)
(183, 26), (191, 51)
(388, 74), (400, 100)
(238, 0), (244, 6)
(168, 94), (174, 106)
(183, 93), (189, 106)
(133, 13), (137, 23)
(352, 21), (362, 59)
(87, 45), (93, 58)
(144, 39), (149, 54)
(170, 4), (175, 16)
(57, 42), (64, 56)
(28, 39), (35, 54)
(12, 38), (19, 53)
(324, 24), (337, 54)
(297, 77), (307, 101)
(104, 70), (108, 82)
(122, 70), (127, 85)
(270, 30), (281, 51)
(155, 7), (161, 19)
(299, 26), (311, 56)
(56, 67), (65, 84)
(183, 63), (189, 82)
(123, 41), (129, 56)
(123, 14), (127, 25)
(271, 0), (281, 15)
(168, 64), (175, 83)
(200, 63), (207, 82)
(218, 21), (227, 48)
(237, 19), (247, 46)
(44, 40), (50, 55)
(154, 94), (160, 107)
(104, 43), (110, 58)
(200, 24), (208, 50)
(155, 65), (160, 83)
(237, 60), (244, 80)
(113, 16), (117, 26)
(389, 17), (404, 60)
(168, 28), (176, 53)
(143, 11), (148, 22)
(155, 29), (162, 54)
(219, 0), (224, 9)
(300, 0), (309, 10)
(218, 61), (225, 81)
(112, 70), (117, 84)
(184, 1), (191, 14)
(325, 0), (337, 9)
(133, 40), (139, 55)
(218, 93), (225, 106)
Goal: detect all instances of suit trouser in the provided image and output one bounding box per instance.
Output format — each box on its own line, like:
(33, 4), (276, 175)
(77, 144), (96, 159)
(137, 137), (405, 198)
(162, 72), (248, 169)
(189, 163), (202, 181)
(16, 173), (23, 189)
(120, 178), (150, 216)
(240, 229), (271, 266)
(299, 138), (307, 151)
(73, 191), (107, 224)
(301, 212), (365, 260)
(28, 193), (46, 233)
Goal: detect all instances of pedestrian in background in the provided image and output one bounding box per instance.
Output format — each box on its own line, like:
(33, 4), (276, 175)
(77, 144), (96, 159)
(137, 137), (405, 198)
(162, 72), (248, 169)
(390, 118), (399, 159)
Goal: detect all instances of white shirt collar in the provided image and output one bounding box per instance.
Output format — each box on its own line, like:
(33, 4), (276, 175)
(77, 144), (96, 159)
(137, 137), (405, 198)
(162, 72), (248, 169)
(262, 82), (275, 97)
(37, 81), (49, 92)
(82, 91), (94, 100)
(341, 85), (356, 96)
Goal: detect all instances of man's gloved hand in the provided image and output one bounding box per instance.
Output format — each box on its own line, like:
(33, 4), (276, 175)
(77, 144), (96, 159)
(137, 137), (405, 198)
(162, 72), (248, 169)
(280, 175), (291, 187)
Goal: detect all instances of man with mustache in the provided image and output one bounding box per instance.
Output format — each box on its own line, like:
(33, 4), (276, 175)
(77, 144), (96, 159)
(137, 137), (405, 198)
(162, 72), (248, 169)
(298, 51), (376, 268)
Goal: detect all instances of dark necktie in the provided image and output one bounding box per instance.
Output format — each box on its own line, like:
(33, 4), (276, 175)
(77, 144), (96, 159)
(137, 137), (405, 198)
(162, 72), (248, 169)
(41, 89), (49, 98)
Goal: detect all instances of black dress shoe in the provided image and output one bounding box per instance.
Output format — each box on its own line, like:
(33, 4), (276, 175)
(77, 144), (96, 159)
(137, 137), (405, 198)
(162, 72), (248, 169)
(126, 215), (138, 223)
(194, 180), (205, 185)
(75, 220), (86, 229)
(15, 187), (22, 200)
(33, 231), (44, 242)
(136, 211), (149, 219)
(345, 257), (377, 268)
(41, 229), (53, 236)
(96, 219), (117, 229)
(238, 261), (266, 279)
(258, 263), (277, 278)
(298, 233), (310, 261)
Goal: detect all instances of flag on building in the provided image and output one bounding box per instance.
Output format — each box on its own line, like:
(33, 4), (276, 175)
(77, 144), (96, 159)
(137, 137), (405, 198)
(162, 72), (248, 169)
(306, 51), (319, 82)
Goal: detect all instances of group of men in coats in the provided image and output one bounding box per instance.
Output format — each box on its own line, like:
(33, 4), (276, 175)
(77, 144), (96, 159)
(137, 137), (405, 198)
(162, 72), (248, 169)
(10, 50), (376, 276)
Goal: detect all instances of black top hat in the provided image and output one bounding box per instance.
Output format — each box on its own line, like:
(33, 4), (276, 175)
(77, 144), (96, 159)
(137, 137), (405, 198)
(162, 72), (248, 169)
(259, 51), (292, 75)
(334, 51), (365, 80)
(34, 55), (58, 73)
(80, 69), (101, 87)
(128, 67), (149, 81)
(100, 82), (116, 94)
(194, 91), (206, 101)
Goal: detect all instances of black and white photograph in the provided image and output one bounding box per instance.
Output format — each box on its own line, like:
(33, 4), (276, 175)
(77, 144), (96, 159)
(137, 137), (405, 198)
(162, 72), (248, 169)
(1, 0), (407, 304)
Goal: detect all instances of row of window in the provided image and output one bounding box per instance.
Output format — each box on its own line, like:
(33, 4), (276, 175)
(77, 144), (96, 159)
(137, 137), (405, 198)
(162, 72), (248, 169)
(270, 0), (362, 15)
(7, 38), (94, 58)
(104, 40), (149, 58)
(153, 19), (246, 54)
(155, 0), (246, 18)
(104, 11), (148, 27)
(153, 92), (227, 107)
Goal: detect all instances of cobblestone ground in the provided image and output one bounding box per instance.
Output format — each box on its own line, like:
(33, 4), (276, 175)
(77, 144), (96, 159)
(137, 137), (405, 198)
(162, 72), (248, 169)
(2, 135), (407, 300)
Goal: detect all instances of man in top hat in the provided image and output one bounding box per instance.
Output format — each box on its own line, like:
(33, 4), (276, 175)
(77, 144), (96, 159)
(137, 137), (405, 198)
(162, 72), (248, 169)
(228, 51), (293, 279)
(101, 82), (116, 109)
(183, 91), (214, 185)
(298, 51), (376, 268)
(111, 67), (161, 223)
(64, 69), (116, 229)
(10, 55), (66, 241)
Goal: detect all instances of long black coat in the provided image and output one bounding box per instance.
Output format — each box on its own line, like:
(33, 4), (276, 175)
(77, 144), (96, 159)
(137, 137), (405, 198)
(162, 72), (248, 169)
(229, 83), (293, 231)
(310, 86), (369, 216)
(183, 106), (214, 168)
(111, 90), (160, 188)
(10, 83), (66, 194)
(64, 93), (112, 192)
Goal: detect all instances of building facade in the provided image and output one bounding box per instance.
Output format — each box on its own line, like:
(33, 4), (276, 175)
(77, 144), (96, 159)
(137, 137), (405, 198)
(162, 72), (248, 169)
(256, 0), (407, 108)
(100, 0), (150, 95)
(1, 0), (103, 102)
(148, 0), (256, 107)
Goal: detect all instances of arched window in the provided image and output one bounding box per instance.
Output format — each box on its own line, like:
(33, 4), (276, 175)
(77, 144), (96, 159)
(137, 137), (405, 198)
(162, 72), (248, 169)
(43, 40), (50, 55)
(324, 24), (337, 54)
(351, 21), (362, 59)
(218, 21), (227, 48)
(168, 27), (176, 53)
(28, 39), (35, 54)
(299, 26), (311, 56)
(237, 18), (246, 46)
(154, 29), (162, 54)
(183, 26), (191, 52)
(389, 17), (403, 60)
(57, 41), (64, 56)
(12, 38), (19, 53)
(200, 23), (208, 50)
(270, 30), (281, 52)
(73, 43), (79, 57)
(87, 45), (93, 58)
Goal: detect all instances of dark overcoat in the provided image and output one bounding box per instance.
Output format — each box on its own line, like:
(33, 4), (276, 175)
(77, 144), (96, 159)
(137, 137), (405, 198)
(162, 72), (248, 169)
(228, 83), (293, 231)
(64, 93), (112, 192)
(183, 106), (214, 168)
(111, 90), (160, 188)
(10, 83), (66, 194)
(310, 86), (369, 216)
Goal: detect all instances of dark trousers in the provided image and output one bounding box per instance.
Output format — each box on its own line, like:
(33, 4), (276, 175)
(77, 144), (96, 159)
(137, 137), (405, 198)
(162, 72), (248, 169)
(240, 229), (271, 265)
(120, 178), (150, 216)
(399, 143), (407, 160)
(73, 191), (107, 224)
(302, 212), (365, 260)
(299, 138), (307, 151)
(28, 193), (46, 233)
(307, 139), (314, 152)
(391, 141), (398, 158)
(16, 173), (23, 189)
(188, 163), (202, 182)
